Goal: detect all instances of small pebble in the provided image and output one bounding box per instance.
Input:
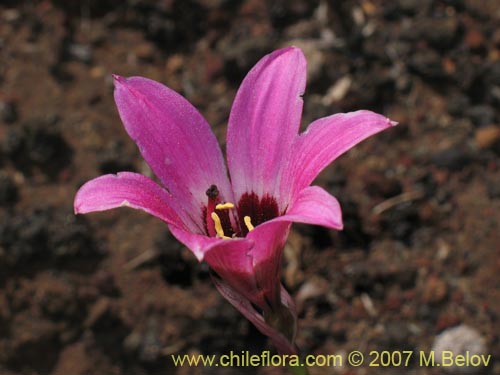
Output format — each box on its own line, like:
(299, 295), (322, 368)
(432, 325), (488, 374)
(466, 105), (496, 127)
(0, 100), (18, 124)
(409, 49), (445, 79)
(464, 29), (484, 50)
(0, 171), (18, 206)
(431, 146), (473, 171)
(417, 17), (459, 48)
(475, 125), (500, 149)
(486, 175), (500, 199)
(134, 43), (155, 61)
(68, 44), (92, 64)
(84, 298), (111, 329)
(421, 275), (447, 304)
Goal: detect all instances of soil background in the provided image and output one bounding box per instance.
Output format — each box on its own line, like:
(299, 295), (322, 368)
(0, 0), (499, 374)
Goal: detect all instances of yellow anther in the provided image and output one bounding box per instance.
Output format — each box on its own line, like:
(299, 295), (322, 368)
(211, 212), (231, 240)
(243, 216), (255, 232)
(215, 202), (235, 210)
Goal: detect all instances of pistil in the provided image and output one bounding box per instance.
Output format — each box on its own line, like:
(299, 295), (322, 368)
(205, 185), (220, 237)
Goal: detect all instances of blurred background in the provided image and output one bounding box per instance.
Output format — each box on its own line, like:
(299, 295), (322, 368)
(0, 0), (499, 374)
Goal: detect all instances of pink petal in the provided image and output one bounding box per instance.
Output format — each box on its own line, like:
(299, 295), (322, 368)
(171, 220), (291, 315)
(203, 238), (266, 307)
(168, 225), (226, 261)
(287, 110), (397, 198)
(278, 186), (343, 230)
(211, 276), (298, 355)
(226, 47), (306, 207)
(113, 75), (233, 231)
(74, 172), (186, 229)
(246, 220), (291, 308)
(169, 225), (265, 307)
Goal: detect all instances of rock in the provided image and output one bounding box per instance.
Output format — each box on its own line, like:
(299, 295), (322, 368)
(431, 145), (473, 171)
(2, 9), (20, 23)
(486, 62), (500, 86)
(157, 231), (197, 287)
(7, 118), (74, 179)
(98, 140), (135, 174)
(415, 17), (459, 48)
(220, 37), (274, 83)
(0, 100), (18, 124)
(269, 0), (319, 29)
(295, 277), (329, 311)
(1, 128), (24, 156)
(465, 0), (499, 19)
(7, 317), (60, 372)
(0, 207), (98, 267)
(138, 318), (162, 363)
(378, 321), (413, 349)
(396, 0), (419, 14)
(447, 93), (470, 116)
(322, 76), (352, 105)
(36, 277), (78, 320)
(475, 125), (500, 149)
(0, 171), (18, 206)
(134, 42), (156, 61)
(284, 20), (321, 39)
(0, 209), (48, 266)
(380, 202), (421, 242)
(464, 28), (484, 50)
(362, 171), (402, 198)
(92, 270), (119, 297)
(432, 325), (488, 374)
(421, 275), (447, 304)
(2, 115), (72, 179)
(85, 298), (112, 330)
(409, 49), (446, 79)
(48, 210), (99, 260)
(466, 105), (496, 127)
(68, 44), (92, 64)
(51, 342), (93, 375)
(486, 175), (500, 199)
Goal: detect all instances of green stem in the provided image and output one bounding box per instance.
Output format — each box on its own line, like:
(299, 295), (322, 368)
(288, 364), (310, 375)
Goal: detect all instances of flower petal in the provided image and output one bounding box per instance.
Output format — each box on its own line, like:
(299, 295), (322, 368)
(169, 225), (266, 304)
(74, 172), (185, 229)
(211, 276), (298, 355)
(277, 186), (343, 230)
(113, 75), (233, 232)
(226, 46), (306, 206)
(171, 220), (290, 313)
(203, 238), (265, 307)
(287, 110), (397, 198)
(168, 225), (226, 261)
(246, 220), (291, 308)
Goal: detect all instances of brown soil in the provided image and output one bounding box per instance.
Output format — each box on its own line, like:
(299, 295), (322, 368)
(0, 1), (499, 374)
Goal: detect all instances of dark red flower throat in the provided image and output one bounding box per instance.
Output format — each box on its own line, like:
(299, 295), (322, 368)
(204, 185), (280, 238)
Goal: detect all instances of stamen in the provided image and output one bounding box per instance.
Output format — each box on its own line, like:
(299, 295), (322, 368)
(243, 216), (255, 232)
(215, 202), (235, 210)
(211, 212), (231, 239)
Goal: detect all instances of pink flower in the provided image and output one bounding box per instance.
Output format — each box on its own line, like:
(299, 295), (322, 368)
(74, 47), (396, 354)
